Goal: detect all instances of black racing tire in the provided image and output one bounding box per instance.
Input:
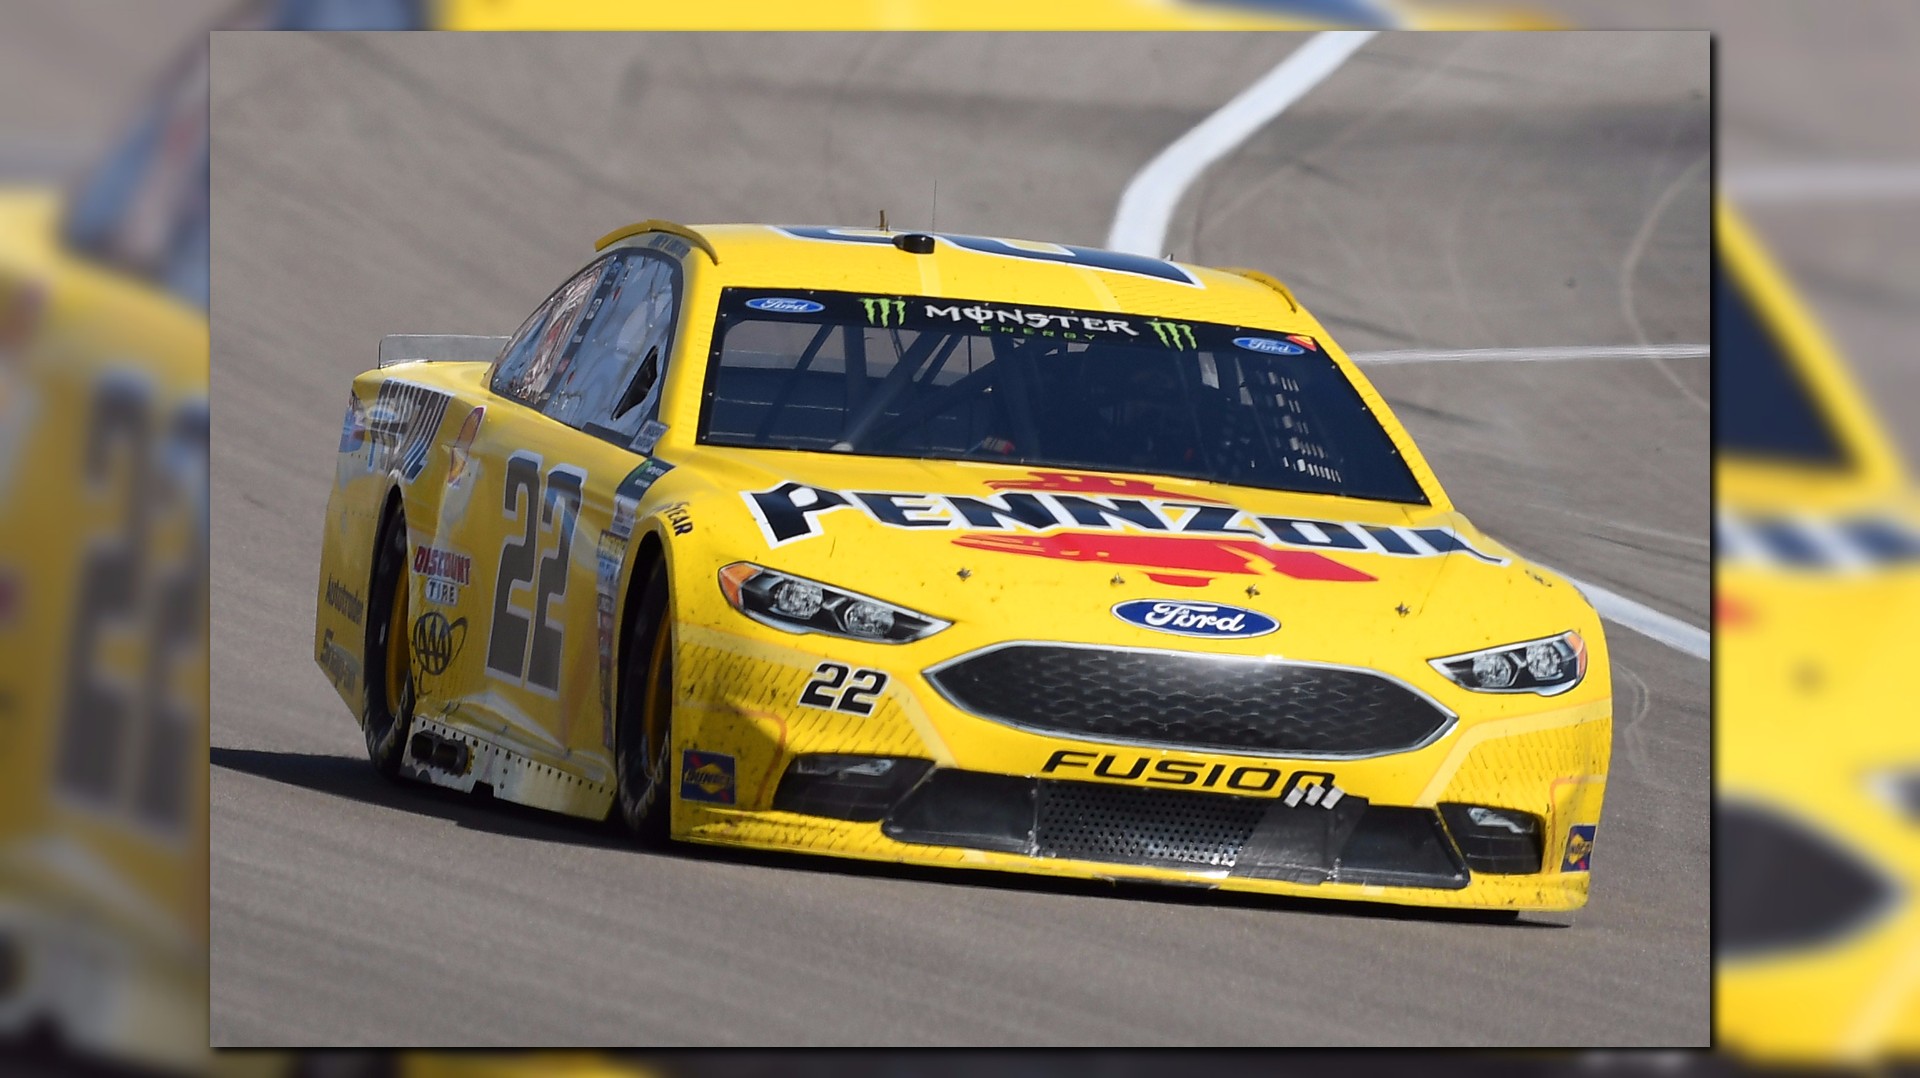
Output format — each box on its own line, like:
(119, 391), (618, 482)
(361, 500), (415, 780)
(614, 561), (675, 843)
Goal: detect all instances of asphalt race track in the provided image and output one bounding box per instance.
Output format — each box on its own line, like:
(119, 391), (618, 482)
(209, 32), (1709, 1045)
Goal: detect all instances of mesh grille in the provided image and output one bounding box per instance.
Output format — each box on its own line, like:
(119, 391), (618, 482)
(929, 644), (1451, 756)
(884, 771), (1468, 888)
(1719, 801), (1893, 958)
(1035, 782), (1267, 867)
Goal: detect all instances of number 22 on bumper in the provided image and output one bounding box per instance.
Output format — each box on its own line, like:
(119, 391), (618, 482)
(799, 663), (888, 716)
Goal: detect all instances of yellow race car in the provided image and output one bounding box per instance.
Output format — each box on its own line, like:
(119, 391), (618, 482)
(314, 220), (1611, 911)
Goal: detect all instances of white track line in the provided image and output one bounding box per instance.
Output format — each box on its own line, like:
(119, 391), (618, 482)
(1106, 30), (1377, 257)
(1561, 575), (1711, 662)
(1727, 162), (1920, 204)
(1105, 33), (1710, 663)
(1351, 343), (1709, 365)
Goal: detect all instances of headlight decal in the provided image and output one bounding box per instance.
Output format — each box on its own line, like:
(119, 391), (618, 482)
(1429, 630), (1587, 696)
(718, 562), (949, 643)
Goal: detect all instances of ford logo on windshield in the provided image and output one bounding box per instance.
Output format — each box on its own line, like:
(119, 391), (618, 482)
(1233, 336), (1304, 355)
(1112, 599), (1279, 639)
(746, 297), (825, 314)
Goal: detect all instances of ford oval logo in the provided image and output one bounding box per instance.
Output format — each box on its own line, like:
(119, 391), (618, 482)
(1112, 599), (1278, 639)
(1233, 336), (1304, 355)
(746, 297), (825, 313)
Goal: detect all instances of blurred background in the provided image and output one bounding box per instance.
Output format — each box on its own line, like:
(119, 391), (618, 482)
(0, 0), (1905, 1069)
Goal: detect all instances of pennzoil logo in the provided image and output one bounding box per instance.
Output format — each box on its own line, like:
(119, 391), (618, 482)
(741, 472), (1507, 583)
(1147, 320), (1197, 349)
(860, 297), (906, 326)
(681, 750), (736, 804)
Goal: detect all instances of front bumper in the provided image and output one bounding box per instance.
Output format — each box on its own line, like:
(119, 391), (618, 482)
(668, 621), (1610, 911)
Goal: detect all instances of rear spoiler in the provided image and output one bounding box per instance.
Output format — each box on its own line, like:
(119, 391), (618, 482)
(377, 334), (509, 368)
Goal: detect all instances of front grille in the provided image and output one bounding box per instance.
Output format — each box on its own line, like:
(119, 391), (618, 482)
(1718, 801), (1894, 958)
(927, 644), (1453, 757)
(1035, 781), (1266, 868)
(882, 769), (1468, 889)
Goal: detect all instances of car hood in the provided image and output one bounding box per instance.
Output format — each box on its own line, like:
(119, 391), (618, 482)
(678, 447), (1600, 667)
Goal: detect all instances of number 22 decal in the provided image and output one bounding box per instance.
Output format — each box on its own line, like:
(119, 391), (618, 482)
(798, 663), (889, 716)
(58, 376), (205, 835)
(486, 452), (586, 694)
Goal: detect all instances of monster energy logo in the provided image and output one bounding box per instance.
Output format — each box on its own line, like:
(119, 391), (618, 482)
(1147, 320), (1197, 349)
(861, 297), (906, 326)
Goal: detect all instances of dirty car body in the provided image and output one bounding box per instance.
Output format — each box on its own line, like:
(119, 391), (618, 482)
(314, 221), (1611, 911)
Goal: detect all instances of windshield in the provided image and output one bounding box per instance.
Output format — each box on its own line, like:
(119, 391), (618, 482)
(1713, 251), (1848, 469)
(60, 36), (210, 307)
(699, 288), (1429, 504)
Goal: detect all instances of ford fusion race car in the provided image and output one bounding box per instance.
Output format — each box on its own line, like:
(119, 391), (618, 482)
(314, 220), (1611, 911)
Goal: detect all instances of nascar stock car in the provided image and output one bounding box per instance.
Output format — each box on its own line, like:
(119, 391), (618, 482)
(314, 220), (1610, 911)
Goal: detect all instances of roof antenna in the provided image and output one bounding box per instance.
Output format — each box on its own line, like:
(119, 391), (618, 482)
(931, 180), (938, 234)
(879, 208), (888, 232)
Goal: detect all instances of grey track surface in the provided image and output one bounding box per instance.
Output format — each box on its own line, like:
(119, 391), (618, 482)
(1550, 1), (1920, 458)
(0, 1), (229, 178)
(210, 32), (1709, 1045)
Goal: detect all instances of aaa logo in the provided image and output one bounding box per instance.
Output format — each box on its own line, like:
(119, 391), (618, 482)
(412, 611), (468, 678)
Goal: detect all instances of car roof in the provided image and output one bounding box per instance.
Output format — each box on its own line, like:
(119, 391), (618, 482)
(598, 220), (1318, 331)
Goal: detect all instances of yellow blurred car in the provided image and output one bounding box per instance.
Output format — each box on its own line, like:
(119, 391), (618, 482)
(1716, 201), (1920, 1061)
(314, 220), (1611, 911)
(0, 25), (209, 1070)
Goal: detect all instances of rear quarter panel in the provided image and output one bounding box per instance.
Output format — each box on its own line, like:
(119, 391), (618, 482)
(316, 354), (710, 816)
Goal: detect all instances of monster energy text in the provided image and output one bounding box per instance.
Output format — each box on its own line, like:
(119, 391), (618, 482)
(920, 302), (1140, 337)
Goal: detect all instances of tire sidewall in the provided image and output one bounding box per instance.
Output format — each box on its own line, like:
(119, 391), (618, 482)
(615, 561), (673, 840)
(361, 501), (413, 777)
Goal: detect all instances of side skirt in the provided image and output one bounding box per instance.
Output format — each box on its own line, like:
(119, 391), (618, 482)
(399, 712), (617, 820)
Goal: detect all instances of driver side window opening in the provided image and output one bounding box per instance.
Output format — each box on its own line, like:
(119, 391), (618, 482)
(490, 249), (683, 448)
(539, 252), (680, 445)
